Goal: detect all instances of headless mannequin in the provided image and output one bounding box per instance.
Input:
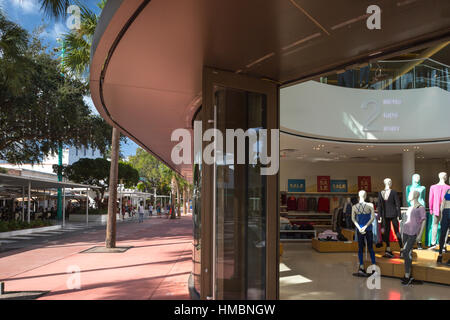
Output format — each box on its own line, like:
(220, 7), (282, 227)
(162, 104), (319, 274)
(378, 178), (403, 257)
(437, 174), (450, 263)
(406, 174), (426, 206)
(437, 173), (448, 186)
(429, 172), (450, 249)
(401, 191), (425, 284)
(352, 190), (376, 273)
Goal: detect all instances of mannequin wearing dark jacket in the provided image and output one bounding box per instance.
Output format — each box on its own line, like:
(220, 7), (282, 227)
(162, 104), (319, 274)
(377, 180), (403, 257)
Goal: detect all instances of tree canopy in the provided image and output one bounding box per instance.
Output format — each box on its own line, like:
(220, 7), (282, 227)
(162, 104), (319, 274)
(127, 148), (191, 196)
(0, 10), (113, 164)
(55, 157), (139, 207)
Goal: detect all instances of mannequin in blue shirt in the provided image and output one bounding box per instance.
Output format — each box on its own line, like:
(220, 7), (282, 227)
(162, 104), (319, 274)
(405, 174), (426, 248)
(406, 174), (426, 206)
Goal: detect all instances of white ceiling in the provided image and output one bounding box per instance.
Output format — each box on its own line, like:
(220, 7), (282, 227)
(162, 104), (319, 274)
(280, 132), (450, 163)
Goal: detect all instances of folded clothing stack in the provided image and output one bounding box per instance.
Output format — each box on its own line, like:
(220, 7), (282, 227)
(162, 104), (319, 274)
(318, 230), (338, 241)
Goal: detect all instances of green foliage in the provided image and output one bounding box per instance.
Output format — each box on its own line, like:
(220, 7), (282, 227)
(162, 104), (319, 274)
(39, 0), (72, 19)
(119, 161), (140, 188)
(0, 167), (7, 174)
(127, 148), (192, 195)
(39, 0), (107, 20)
(0, 11), (113, 164)
(0, 220), (52, 233)
(55, 157), (140, 205)
(127, 148), (172, 194)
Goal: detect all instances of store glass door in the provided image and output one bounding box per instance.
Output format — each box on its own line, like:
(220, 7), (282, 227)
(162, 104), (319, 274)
(201, 68), (279, 300)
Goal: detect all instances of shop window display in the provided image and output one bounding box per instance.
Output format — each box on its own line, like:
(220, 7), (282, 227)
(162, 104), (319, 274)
(279, 43), (450, 295)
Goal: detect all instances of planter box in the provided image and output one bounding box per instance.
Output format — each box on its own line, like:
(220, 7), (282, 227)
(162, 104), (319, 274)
(0, 225), (62, 238)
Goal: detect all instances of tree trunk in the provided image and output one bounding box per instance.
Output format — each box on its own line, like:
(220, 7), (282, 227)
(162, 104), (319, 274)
(177, 186), (181, 218)
(183, 188), (187, 216)
(105, 127), (120, 248)
(170, 176), (177, 219)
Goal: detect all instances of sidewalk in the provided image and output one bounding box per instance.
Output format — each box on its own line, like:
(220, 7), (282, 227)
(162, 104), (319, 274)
(0, 215), (193, 300)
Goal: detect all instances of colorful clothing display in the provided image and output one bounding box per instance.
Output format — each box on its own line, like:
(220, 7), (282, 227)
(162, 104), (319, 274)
(307, 197), (317, 212)
(317, 197), (330, 213)
(297, 197), (308, 211)
(426, 184), (450, 246)
(429, 184), (450, 216)
(287, 196), (297, 211)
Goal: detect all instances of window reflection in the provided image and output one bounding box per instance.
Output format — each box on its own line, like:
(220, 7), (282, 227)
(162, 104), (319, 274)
(214, 87), (267, 300)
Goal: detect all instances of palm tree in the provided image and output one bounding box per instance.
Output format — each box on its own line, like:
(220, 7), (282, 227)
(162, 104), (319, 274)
(39, 0), (72, 19)
(39, 0), (119, 248)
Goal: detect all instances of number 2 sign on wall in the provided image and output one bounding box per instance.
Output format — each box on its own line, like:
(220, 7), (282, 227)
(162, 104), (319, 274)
(361, 100), (381, 132)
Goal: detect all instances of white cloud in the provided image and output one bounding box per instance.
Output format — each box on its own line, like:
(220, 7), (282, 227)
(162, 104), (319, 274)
(10, 0), (40, 14)
(52, 22), (67, 40)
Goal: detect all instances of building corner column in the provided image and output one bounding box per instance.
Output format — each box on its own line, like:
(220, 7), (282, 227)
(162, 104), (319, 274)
(402, 151), (415, 206)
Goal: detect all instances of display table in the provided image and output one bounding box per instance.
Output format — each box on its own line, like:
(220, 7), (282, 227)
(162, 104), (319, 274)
(341, 229), (355, 241)
(312, 238), (401, 253)
(364, 251), (450, 285)
(411, 247), (449, 262)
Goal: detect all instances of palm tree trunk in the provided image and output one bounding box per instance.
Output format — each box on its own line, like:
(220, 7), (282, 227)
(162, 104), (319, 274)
(183, 188), (187, 216)
(106, 127), (120, 248)
(170, 176), (177, 219)
(177, 186), (181, 218)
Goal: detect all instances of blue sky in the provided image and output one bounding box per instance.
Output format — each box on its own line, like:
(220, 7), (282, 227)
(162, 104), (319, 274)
(1, 0), (139, 158)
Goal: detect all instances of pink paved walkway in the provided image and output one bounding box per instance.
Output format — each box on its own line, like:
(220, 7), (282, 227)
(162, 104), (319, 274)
(0, 215), (193, 300)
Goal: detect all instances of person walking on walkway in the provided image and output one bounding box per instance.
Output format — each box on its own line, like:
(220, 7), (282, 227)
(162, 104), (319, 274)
(138, 201), (144, 223)
(156, 204), (161, 217)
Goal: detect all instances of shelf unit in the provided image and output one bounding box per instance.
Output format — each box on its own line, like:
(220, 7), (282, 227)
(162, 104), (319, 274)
(280, 191), (346, 241)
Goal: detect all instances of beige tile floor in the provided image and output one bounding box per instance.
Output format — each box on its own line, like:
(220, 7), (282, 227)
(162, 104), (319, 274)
(280, 243), (450, 300)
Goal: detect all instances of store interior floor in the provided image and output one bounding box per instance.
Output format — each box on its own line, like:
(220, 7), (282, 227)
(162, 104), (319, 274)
(280, 243), (450, 300)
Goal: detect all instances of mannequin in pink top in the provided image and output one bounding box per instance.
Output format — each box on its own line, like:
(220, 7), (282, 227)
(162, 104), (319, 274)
(428, 172), (450, 247)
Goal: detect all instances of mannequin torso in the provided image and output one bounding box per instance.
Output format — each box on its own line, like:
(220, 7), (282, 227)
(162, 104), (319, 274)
(429, 174), (450, 216)
(352, 192), (375, 233)
(406, 174), (426, 207)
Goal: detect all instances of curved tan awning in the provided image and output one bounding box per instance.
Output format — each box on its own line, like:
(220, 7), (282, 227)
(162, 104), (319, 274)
(90, 0), (450, 180)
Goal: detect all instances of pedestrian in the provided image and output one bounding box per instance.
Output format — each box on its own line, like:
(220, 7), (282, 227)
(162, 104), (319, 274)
(149, 204), (153, 216)
(157, 204), (161, 218)
(138, 201), (144, 223)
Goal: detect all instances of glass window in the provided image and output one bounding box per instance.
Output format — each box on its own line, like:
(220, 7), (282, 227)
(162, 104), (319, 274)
(192, 109), (202, 295)
(214, 86), (267, 300)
